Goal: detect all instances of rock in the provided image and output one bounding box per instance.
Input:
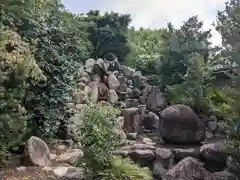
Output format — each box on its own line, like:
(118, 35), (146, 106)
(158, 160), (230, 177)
(126, 87), (133, 97)
(56, 149), (83, 166)
(146, 87), (166, 112)
(25, 136), (51, 166)
(153, 148), (174, 178)
(116, 116), (124, 129)
(122, 107), (140, 133)
(125, 98), (139, 108)
(159, 104), (205, 144)
(132, 71), (142, 89)
(107, 73), (120, 90)
(173, 148), (200, 162)
(142, 137), (156, 146)
(143, 111), (159, 130)
(129, 149), (155, 166)
(200, 143), (228, 170)
(53, 166), (69, 178)
(131, 143), (156, 150)
(213, 171), (238, 180)
(155, 148), (174, 169)
(98, 82), (109, 99)
(73, 91), (86, 104)
(91, 74), (101, 83)
(153, 161), (168, 179)
(142, 85), (152, 99)
(88, 82), (99, 103)
(77, 82), (85, 90)
(207, 121), (218, 132)
(16, 166), (27, 172)
(122, 65), (135, 77)
(96, 58), (108, 72)
(65, 167), (84, 179)
(56, 144), (67, 154)
(127, 133), (137, 140)
(139, 105), (147, 125)
(80, 71), (90, 84)
(85, 58), (96, 73)
(163, 157), (216, 180)
(227, 156), (240, 178)
(50, 153), (57, 160)
(117, 75), (126, 85)
(68, 113), (83, 139)
(127, 79), (133, 86)
(119, 84), (128, 93)
(205, 128), (214, 139)
(132, 88), (141, 98)
(108, 89), (118, 104)
(139, 96), (146, 104)
(84, 85), (91, 96)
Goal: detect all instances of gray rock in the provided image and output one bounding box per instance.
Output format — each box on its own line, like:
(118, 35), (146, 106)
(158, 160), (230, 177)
(146, 87), (166, 112)
(25, 136), (51, 166)
(133, 71), (142, 89)
(214, 171), (238, 180)
(108, 89), (118, 104)
(160, 104), (205, 144)
(129, 149), (155, 166)
(122, 65), (135, 77)
(200, 143), (228, 166)
(122, 107), (140, 133)
(56, 149), (83, 166)
(143, 111), (159, 130)
(173, 148), (200, 162)
(88, 82), (99, 103)
(108, 73), (120, 90)
(85, 58), (96, 73)
(127, 133), (137, 140)
(91, 74), (101, 83)
(163, 157), (216, 180)
(125, 98), (139, 108)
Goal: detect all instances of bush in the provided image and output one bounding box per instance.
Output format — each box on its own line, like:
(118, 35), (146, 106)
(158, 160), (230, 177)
(100, 156), (152, 180)
(0, 29), (44, 163)
(78, 104), (121, 175)
(166, 53), (213, 114)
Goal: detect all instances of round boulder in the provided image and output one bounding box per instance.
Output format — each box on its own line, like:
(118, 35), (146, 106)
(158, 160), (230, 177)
(159, 104), (205, 144)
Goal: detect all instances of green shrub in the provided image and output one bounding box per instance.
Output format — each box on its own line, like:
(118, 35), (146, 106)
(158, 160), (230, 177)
(0, 29), (44, 163)
(78, 104), (121, 175)
(166, 53), (213, 114)
(100, 156), (152, 180)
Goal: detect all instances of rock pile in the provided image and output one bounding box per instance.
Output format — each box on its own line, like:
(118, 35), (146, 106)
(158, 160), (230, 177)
(9, 58), (240, 180)
(66, 58), (240, 180)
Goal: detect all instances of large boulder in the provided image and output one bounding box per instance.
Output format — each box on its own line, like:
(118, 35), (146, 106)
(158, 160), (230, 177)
(25, 136), (51, 166)
(159, 104), (205, 144)
(163, 157), (216, 180)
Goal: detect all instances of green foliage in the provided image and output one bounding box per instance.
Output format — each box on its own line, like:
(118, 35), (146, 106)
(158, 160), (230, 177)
(78, 104), (121, 175)
(0, 29), (44, 162)
(86, 10), (131, 61)
(166, 53), (213, 114)
(100, 157), (152, 180)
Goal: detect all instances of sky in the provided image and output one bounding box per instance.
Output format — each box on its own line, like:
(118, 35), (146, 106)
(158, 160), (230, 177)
(62, 0), (226, 46)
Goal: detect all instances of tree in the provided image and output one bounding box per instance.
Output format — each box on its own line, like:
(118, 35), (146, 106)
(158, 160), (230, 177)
(86, 10), (132, 62)
(216, 0), (240, 66)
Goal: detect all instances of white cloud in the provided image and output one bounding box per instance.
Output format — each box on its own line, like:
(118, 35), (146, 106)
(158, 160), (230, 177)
(100, 0), (226, 46)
